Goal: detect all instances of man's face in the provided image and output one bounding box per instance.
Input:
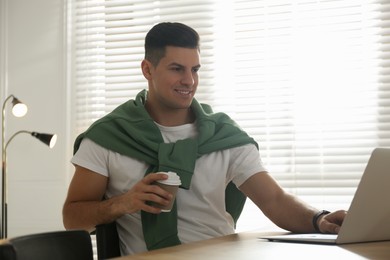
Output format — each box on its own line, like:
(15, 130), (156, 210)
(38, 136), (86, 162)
(146, 46), (201, 111)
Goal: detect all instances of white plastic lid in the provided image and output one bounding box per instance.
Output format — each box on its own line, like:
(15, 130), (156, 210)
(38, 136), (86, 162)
(157, 171), (181, 185)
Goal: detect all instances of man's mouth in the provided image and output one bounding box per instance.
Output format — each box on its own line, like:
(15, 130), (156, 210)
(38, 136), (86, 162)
(175, 89), (192, 95)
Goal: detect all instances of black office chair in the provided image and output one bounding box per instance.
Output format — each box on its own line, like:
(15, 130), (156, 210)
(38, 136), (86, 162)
(95, 221), (121, 259)
(0, 230), (93, 260)
(0, 243), (15, 259)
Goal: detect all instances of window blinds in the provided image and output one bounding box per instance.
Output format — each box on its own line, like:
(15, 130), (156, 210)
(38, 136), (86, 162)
(70, 0), (390, 214)
(217, 0), (390, 210)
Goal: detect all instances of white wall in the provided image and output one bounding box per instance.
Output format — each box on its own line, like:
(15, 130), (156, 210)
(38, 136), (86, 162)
(0, 0), (70, 237)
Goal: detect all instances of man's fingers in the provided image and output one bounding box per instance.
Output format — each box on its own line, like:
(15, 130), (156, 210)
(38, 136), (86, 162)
(142, 172), (169, 184)
(322, 222), (341, 234)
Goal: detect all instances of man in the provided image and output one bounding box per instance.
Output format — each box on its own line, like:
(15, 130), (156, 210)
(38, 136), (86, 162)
(63, 22), (346, 255)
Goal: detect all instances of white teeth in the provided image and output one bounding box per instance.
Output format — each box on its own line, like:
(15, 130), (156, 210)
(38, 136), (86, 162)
(176, 90), (191, 95)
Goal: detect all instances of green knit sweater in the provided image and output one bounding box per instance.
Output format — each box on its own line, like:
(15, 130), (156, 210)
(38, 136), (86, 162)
(73, 89), (258, 250)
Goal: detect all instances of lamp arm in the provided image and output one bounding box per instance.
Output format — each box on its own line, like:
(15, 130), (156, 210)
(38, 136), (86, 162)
(4, 130), (32, 151)
(2, 95), (16, 161)
(1, 94), (15, 239)
(1, 128), (53, 238)
(2, 95), (14, 115)
(2, 130), (31, 239)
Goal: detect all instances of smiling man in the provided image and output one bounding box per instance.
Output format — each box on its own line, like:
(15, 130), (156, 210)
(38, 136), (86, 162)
(62, 22), (346, 256)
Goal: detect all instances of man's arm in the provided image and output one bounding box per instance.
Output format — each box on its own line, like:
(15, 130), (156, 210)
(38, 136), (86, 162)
(62, 165), (173, 232)
(239, 172), (347, 234)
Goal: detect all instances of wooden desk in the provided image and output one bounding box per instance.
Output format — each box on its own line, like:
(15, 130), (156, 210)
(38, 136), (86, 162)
(113, 231), (390, 260)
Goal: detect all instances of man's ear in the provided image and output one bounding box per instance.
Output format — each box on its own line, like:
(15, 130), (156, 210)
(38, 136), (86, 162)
(141, 59), (153, 80)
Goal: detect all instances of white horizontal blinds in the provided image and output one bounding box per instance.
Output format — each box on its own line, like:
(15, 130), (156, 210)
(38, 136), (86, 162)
(226, 0), (390, 209)
(378, 0), (390, 147)
(72, 0), (216, 134)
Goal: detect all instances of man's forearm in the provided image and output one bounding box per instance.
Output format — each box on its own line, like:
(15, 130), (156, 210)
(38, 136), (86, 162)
(265, 192), (318, 233)
(62, 198), (123, 232)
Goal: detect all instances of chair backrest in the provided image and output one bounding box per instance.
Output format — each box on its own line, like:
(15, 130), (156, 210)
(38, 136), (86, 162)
(95, 222), (121, 259)
(0, 243), (16, 260)
(0, 230), (93, 260)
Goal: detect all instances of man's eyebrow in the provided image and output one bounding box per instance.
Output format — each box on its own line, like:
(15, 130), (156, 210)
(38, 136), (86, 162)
(169, 62), (201, 69)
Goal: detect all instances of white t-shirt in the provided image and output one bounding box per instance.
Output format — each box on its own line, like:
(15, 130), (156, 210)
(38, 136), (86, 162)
(71, 122), (267, 255)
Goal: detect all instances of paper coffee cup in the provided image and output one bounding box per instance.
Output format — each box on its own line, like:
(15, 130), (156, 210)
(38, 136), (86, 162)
(151, 172), (181, 212)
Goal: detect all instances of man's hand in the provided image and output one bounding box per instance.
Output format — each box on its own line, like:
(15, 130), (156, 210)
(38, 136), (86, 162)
(318, 210), (348, 234)
(63, 168), (175, 231)
(117, 173), (174, 215)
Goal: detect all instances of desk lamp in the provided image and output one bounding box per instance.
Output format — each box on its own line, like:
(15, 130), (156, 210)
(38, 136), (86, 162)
(1, 95), (57, 239)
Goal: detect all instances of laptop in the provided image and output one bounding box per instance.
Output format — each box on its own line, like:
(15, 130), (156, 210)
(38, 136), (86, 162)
(260, 148), (390, 244)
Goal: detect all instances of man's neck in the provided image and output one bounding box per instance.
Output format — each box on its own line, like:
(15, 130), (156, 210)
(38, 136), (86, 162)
(145, 102), (195, 127)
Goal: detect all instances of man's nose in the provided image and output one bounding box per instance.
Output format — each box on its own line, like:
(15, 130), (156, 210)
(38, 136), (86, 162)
(180, 70), (195, 86)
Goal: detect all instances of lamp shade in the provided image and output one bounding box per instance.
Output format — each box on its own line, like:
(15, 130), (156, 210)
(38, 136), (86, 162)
(31, 132), (57, 148)
(11, 97), (28, 117)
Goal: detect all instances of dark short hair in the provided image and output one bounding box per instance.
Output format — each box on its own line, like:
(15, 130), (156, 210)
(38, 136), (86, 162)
(144, 22), (200, 66)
